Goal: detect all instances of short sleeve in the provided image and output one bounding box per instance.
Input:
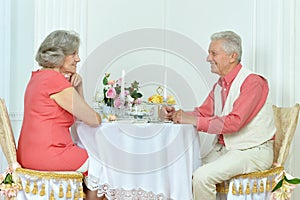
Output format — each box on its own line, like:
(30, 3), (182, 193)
(44, 72), (72, 95)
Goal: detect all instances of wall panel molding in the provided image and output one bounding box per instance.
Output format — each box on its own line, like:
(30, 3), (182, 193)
(253, 1), (299, 198)
(253, 0), (296, 106)
(0, 0), (11, 172)
(34, 0), (88, 70)
(0, 0), (11, 104)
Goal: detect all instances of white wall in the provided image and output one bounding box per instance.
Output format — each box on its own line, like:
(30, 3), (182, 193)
(0, 0), (11, 175)
(291, 0), (300, 198)
(1, 0), (300, 198)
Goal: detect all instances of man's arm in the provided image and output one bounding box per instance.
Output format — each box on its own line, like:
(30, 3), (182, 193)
(196, 74), (269, 134)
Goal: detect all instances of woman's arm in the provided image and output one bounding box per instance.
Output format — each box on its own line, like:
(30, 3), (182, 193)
(50, 87), (101, 127)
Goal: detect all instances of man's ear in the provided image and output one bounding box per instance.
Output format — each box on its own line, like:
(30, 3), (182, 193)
(229, 52), (238, 63)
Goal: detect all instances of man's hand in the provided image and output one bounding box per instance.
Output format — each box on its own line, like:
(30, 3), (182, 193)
(159, 106), (175, 121)
(172, 109), (197, 126)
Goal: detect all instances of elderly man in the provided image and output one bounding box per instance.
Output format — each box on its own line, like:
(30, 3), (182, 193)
(160, 30), (275, 200)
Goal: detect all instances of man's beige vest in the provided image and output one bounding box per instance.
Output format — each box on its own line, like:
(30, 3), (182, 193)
(214, 67), (275, 150)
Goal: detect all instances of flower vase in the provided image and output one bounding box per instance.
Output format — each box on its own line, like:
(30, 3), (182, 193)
(101, 105), (117, 115)
(100, 105), (125, 119)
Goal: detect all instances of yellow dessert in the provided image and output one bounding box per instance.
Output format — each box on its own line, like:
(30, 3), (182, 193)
(166, 95), (176, 105)
(148, 94), (163, 104)
(148, 94), (176, 105)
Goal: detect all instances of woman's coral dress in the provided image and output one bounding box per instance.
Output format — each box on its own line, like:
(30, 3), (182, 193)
(17, 70), (88, 171)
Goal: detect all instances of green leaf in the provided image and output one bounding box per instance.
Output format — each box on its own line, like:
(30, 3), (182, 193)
(103, 77), (108, 85)
(131, 81), (139, 88)
(284, 176), (300, 184)
(115, 85), (121, 94)
(107, 98), (113, 107)
(3, 173), (13, 184)
(103, 88), (108, 104)
(272, 179), (283, 192)
(130, 91), (143, 99)
(135, 92), (143, 98)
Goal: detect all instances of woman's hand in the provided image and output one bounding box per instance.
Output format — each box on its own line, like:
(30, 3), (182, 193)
(70, 73), (82, 88)
(70, 73), (83, 97)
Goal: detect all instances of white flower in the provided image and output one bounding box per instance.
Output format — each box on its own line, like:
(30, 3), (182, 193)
(271, 170), (300, 200)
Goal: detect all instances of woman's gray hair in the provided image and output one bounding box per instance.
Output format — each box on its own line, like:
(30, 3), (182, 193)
(211, 31), (242, 63)
(35, 30), (80, 68)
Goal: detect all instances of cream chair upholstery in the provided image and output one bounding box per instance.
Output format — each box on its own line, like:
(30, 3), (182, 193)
(0, 98), (84, 200)
(216, 104), (300, 200)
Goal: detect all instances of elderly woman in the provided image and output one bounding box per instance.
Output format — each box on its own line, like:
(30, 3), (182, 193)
(17, 30), (103, 199)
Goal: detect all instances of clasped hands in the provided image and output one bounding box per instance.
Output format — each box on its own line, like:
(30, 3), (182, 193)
(159, 106), (197, 126)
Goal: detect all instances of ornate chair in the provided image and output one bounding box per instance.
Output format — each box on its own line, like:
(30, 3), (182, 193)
(216, 104), (300, 200)
(0, 98), (84, 200)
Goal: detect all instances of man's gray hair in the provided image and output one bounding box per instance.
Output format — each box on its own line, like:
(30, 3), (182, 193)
(35, 30), (80, 68)
(211, 31), (242, 63)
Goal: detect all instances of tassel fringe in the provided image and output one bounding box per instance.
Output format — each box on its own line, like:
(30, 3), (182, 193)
(16, 174), (83, 199)
(216, 167), (284, 196)
(14, 168), (84, 199)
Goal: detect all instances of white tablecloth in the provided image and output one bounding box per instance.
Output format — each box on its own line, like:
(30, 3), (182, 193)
(75, 121), (201, 200)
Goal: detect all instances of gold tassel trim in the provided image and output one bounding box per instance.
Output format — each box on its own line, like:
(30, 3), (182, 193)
(74, 190), (79, 200)
(31, 181), (38, 195)
(79, 185), (85, 198)
(238, 182), (243, 195)
(259, 180), (264, 193)
(231, 166), (283, 179)
(252, 181), (258, 193)
(216, 183), (221, 193)
(18, 177), (83, 198)
(50, 189), (55, 200)
(40, 182), (46, 196)
(232, 182), (237, 195)
(15, 168), (83, 181)
(218, 166), (283, 195)
(15, 168), (84, 199)
(58, 183), (64, 198)
(225, 182), (229, 194)
(245, 182), (250, 195)
(18, 178), (23, 191)
(66, 183), (72, 199)
(25, 180), (30, 193)
(266, 180), (271, 191)
(216, 182), (229, 194)
(220, 182), (225, 193)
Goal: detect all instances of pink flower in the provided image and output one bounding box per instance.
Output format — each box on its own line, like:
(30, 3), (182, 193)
(106, 87), (116, 98)
(134, 98), (142, 105)
(107, 80), (115, 85)
(117, 78), (123, 85)
(100, 73), (143, 107)
(114, 97), (122, 108)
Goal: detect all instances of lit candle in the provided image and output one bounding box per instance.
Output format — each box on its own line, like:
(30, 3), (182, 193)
(120, 70), (125, 104)
(163, 68), (167, 101)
